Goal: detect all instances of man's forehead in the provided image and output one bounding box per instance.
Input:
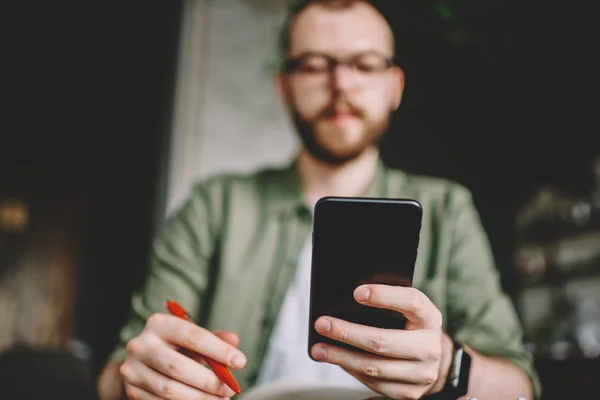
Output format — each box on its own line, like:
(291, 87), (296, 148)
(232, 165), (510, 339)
(288, 2), (394, 57)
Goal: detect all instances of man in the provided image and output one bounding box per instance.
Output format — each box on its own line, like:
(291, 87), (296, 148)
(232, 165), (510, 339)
(98, 1), (540, 399)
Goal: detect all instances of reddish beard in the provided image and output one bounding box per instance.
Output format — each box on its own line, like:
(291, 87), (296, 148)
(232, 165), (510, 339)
(291, 98), (391, 165)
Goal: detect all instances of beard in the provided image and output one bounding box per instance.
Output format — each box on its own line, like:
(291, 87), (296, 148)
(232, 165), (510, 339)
(290, 98), (392, 166)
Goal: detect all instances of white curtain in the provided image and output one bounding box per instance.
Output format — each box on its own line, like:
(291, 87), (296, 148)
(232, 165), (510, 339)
(165, 0), (299, 217)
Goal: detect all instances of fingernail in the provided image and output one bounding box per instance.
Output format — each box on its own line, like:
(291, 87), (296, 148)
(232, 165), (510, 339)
(229, 352), (246, 368)
(355, 287), (370, 302)
(315, 318), (331, 334)
(313, 345), (327, 360)
(219, 385), (236, 398)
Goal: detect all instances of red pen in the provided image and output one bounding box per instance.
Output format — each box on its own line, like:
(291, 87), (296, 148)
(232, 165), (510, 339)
(165, 299), (242, 395)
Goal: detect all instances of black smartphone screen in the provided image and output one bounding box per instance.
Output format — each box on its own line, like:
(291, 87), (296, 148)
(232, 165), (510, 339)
(308, 197), (422, 357)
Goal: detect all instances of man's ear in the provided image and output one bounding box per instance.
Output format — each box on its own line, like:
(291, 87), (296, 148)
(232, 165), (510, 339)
(275, 73), (291, 107)
(390, 66), (405, 111)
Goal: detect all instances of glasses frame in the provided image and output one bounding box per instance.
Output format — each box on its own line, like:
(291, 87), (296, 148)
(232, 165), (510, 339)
(282, 51), (396, 75)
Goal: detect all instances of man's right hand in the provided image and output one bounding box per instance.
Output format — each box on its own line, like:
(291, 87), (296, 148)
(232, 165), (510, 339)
(118, 313), (246, 400)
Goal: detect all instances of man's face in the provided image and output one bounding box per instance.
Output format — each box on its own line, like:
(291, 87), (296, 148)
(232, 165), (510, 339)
(278, 2), (404, 165)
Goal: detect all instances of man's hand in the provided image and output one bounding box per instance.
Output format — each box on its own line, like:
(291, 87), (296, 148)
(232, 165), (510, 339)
(119, 314), (246, 400)
(310, 285), (452, 400)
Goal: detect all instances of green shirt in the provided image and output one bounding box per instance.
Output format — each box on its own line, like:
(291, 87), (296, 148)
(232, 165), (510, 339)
(110, 159), (541, 398)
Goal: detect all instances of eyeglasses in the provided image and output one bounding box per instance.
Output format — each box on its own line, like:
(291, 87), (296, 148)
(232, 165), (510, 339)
(282, 51), (395, 85)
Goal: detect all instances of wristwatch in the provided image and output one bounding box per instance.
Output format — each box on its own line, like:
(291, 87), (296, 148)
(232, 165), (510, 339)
(442, 340), (471, 398)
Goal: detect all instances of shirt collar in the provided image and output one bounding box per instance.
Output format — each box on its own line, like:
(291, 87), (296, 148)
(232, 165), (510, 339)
(265, 157), (401, 219)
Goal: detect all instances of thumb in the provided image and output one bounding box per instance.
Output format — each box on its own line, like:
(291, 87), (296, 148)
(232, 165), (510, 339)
(181, 330), (240, 365)
(213, 330), (240, 347)
(180, 331), (240, 366)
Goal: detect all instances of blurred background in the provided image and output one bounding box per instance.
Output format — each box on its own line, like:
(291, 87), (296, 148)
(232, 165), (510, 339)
(1, 0), (599, 398)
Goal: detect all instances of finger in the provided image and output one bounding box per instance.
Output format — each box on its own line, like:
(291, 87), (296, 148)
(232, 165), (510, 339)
(124, 385), (162, 400)
(310, 343), (437, 385)
(146, 314), (247, 368)
(121, 358), (235, 399)
(314, 316), (441, 360)
(127, 336), (236, 397)
(180, 347), (208, 367)
(354, 285), (442, 329)
(125, 384), (231, 400)
(181, 331), (240, 368)
(343, 368), (427, 400)
(213, 331), (240, 347)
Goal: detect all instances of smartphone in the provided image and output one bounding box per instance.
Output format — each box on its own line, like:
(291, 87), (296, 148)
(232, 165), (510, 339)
(308, 196), (422, 358)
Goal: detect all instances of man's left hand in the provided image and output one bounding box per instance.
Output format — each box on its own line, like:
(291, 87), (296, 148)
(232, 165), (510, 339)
(310, 285), (451, 400)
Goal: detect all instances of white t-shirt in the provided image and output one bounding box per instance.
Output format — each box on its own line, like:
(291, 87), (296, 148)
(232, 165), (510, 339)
(255, 235), (371, 391)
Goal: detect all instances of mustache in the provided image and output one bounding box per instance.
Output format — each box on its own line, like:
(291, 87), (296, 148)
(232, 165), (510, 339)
(319, 99), (365, 119)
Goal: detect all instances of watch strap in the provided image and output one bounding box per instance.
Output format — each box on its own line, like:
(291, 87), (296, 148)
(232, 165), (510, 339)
(444, 340), (471, 398)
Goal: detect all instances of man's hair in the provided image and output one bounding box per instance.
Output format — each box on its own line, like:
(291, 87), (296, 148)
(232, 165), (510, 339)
(278, 0), (392, 59)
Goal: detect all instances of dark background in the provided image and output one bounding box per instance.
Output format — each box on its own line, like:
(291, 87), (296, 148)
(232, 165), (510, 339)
(379, 0), (599, 292)
(2, 0), (183, 376)
(2, 0), (598, 398)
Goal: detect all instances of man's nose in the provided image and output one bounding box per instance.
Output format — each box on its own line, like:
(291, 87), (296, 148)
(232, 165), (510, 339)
(331, 64), (358, 92)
